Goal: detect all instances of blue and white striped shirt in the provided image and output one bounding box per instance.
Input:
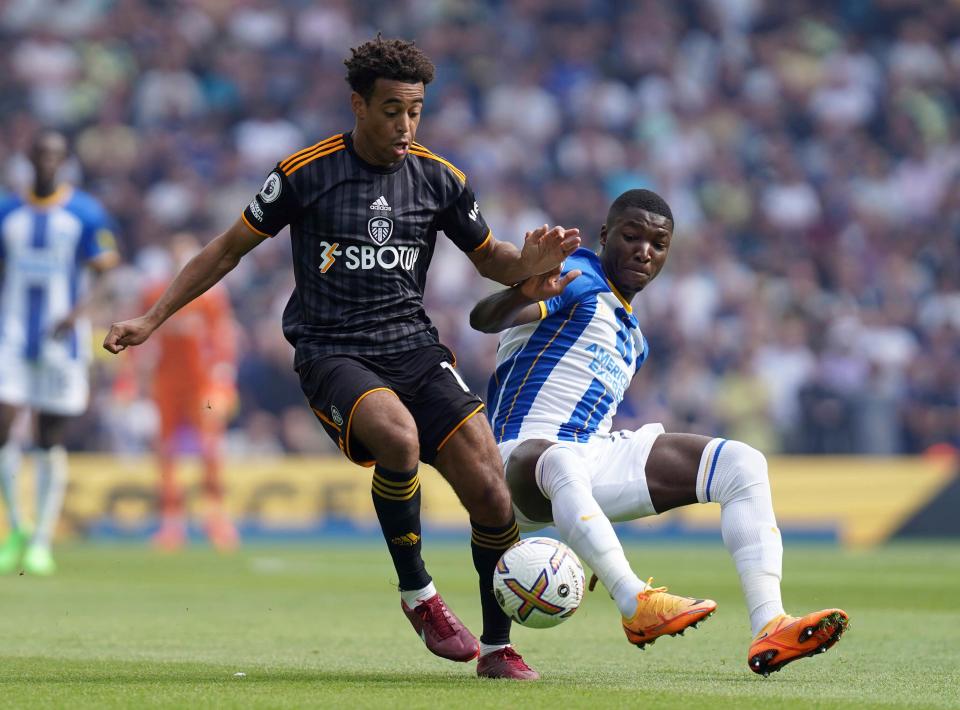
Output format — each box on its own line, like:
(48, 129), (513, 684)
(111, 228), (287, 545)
(487, 248), (647, 444)
(0, 186), (116, 363)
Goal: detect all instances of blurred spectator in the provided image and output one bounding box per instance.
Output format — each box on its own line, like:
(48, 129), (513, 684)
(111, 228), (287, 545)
(3, 0), (958, 455)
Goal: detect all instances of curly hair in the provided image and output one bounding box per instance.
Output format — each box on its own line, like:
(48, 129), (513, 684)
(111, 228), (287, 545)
(344, 35), (436, 100)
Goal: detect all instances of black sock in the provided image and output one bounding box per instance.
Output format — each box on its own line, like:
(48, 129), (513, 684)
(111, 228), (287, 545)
(371, 464), (431, 591)
(471, 517), (520, 645)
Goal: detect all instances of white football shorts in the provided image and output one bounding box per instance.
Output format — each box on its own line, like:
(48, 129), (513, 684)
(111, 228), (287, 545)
(0, 349), (90, 416)
(497, 422), (665, 532)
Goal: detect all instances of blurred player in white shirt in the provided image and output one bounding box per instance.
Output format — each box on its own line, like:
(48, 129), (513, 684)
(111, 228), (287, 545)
(0, 130), (119, 575)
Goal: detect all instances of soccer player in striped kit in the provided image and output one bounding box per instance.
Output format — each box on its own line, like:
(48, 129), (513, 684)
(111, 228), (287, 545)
(0, 130), (119, 575)
(104, 37), (579, 679)
(472, 189), (848, 676)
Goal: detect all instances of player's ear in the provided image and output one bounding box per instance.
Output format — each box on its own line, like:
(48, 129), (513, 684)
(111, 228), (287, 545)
(350, 91), (367, 119)
(599, 224), (608, 248)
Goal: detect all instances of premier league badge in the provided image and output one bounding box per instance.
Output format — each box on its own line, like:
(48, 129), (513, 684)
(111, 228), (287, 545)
(368, 216), (393, 245)
(259, 172), (282, 203)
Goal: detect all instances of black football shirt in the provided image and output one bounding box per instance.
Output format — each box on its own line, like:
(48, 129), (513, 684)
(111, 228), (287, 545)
(241, 132), (492, 367)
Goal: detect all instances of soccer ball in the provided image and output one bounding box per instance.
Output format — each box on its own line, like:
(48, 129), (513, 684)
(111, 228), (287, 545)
(492, 537), (585, 629)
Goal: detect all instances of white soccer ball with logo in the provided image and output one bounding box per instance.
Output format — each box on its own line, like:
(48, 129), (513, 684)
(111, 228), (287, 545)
(492, 537), (585, 629)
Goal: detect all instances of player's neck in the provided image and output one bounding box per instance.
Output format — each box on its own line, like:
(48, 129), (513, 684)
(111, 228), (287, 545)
(615, 285), (638, 304)
(32, 180), (59, 199)
(604, 269), (638, 306)
(350, 128), (399, 169)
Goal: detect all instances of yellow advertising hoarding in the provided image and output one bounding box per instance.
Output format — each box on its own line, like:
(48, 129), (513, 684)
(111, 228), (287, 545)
(2, 454), (954, 547)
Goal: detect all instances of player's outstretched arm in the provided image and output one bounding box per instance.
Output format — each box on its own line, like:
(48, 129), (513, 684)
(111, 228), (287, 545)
(469, 266), (581, 333)
(103, 218), (266, 353)
(469, 225), (580, 286)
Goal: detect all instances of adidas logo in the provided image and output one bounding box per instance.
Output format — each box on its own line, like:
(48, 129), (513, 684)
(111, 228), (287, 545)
(369, 195), (392, 211)
(391, 532), (420, 546)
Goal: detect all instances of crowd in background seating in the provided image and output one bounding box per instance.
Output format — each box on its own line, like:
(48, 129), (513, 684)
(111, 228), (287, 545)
(1, 0), (957, 455)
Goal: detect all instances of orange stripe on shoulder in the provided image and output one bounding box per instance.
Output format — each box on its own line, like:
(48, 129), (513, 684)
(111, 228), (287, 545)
(279, 134), (344, 172)
(409, 149), (466, 183)
(409, 147), (467, 184)
(284, 142), (345, 175)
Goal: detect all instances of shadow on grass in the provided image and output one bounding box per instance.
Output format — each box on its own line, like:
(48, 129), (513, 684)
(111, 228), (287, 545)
(0, 656), (840, 690)
(0, 659), (474, 686)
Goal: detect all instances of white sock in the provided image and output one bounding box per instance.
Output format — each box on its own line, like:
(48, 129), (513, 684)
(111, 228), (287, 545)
(537, 444), (647, 618)
(33, 446), (68, 549)
(400, 580), (436, 608)
(697, 439), (785, 635)
(480, 642), (510, 657)
(0, 443), (23, 531)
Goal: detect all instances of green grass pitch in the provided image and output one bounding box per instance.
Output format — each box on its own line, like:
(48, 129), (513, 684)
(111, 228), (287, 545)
(0, 541), (957, 709)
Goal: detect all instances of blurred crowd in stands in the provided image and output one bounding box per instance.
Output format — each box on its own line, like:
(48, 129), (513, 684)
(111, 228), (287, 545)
(1, 0), (957, 455)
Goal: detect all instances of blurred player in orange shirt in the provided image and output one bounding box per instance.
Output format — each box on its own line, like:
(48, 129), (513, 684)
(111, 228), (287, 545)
(141, 233), (239, 551)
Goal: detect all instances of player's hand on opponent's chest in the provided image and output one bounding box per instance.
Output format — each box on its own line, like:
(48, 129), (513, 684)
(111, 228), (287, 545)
(519, 266), (582, 302)
(520, 225), (581, 275)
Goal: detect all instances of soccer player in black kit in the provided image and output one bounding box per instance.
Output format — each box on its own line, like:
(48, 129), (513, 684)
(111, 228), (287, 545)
(104, 37), (580, 680)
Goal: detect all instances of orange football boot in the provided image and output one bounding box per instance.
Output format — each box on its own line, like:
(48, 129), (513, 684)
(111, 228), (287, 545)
(748, 609), (849, 676)
(620, 578), (718, 649)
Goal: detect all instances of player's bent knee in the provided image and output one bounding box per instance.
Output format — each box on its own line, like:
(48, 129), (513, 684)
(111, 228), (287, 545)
(503, 440), (554, 520)
(536, 444), (587, 499)
(368, 425), (420, 468)
(466, 479), (513, 523)
(709, 439), (770, 504)
(729, 440), (768, 483)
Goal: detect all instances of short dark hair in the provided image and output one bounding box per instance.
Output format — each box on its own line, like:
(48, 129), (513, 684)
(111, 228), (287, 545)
(606, 189), (674, 227)
(32, 128), (68, 151)
(344, 35), (436, 101)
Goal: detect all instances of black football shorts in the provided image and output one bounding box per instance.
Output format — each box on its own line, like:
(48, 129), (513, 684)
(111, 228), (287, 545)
(296, 343), (485, 466)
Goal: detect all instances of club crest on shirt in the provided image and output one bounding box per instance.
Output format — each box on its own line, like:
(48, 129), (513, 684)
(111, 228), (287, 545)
(368, 216), (393, 245)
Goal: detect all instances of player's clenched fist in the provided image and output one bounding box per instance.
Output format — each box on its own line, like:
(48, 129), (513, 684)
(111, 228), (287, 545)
(103, 316), (155, 353)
